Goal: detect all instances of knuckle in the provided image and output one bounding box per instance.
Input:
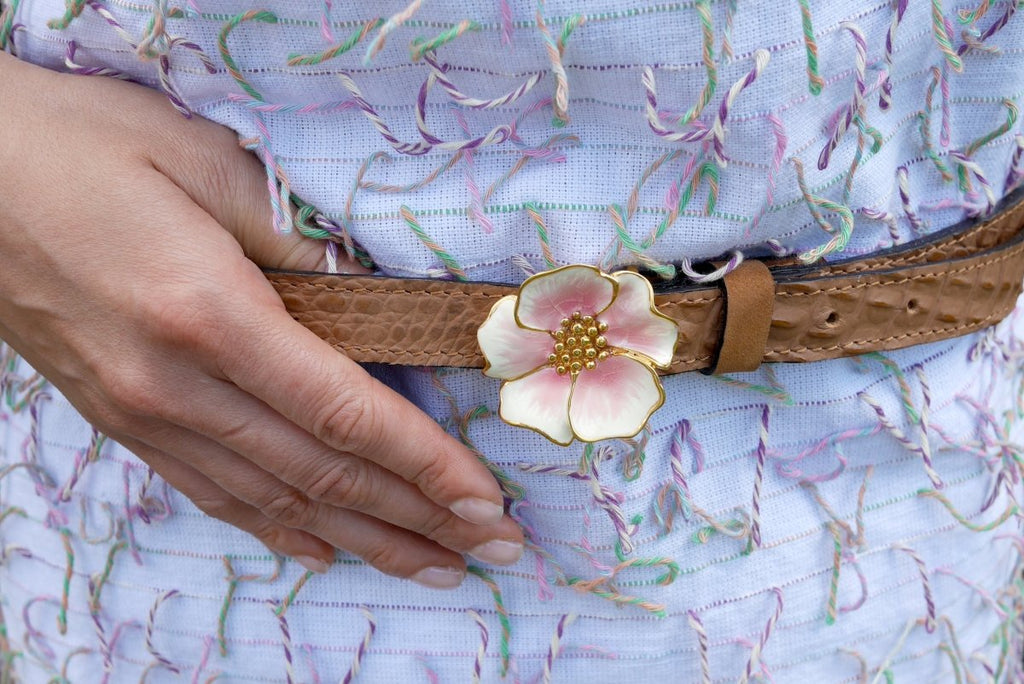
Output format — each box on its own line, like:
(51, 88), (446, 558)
(259, 488), (317, 529)
(80, 397), (132, 436)
(140, 283), (229, 355)
(416, 509), (462, 545)
(97, 370), (163, 419)
(305, 459), (375, 510)
(189, 494), (237, 524)
(360, 539), (405, 577)
(409, 455), (455, 499)
(249, 518), (287, 552)
(314, 389), (384, 455)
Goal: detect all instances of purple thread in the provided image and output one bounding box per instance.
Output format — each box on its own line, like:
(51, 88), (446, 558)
(879, 0), (908, 110)
(750, 405), (769, 548)
(957, 0), (1017, 55)
(423, 52), (542, 109)
(687, 610), (711, 684)
(895, 544), (936, 632)
(499, 0), (513, 45)
(145, 590), (180, 674)
(745, 114), (788, 236)
(818, 23), (867, 170)
(743, 587), (784, 683)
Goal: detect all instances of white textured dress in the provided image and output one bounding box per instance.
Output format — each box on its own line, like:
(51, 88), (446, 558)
(2, 1), (1024, 681)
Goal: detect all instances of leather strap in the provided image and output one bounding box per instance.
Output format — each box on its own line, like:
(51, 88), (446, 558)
(267, 188), (1024, 375)
(707, 260), (775, 374)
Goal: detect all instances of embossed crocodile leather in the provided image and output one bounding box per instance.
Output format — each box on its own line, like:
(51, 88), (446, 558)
(267, 189), (1024, 375)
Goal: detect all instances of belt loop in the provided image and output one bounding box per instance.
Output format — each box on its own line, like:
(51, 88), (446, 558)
(705, 260), (775, 375)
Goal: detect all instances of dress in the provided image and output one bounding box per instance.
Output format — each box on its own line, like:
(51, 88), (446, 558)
(2, 0), (1024, 681)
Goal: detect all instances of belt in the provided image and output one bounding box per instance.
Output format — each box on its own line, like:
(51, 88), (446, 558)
(267, 187), (1024, 376)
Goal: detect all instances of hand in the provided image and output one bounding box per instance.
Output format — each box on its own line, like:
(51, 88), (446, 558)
(0, 53), (524, 587)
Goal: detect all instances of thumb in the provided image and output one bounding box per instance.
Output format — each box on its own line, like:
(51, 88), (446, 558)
(149, 115), (370, 274)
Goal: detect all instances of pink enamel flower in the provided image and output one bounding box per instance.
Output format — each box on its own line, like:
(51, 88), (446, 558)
(477, 265), (679, 445)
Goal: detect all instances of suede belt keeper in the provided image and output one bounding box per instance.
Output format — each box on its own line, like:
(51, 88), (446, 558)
(266, 187), (1024, 375)
(705, 260), (775, 375)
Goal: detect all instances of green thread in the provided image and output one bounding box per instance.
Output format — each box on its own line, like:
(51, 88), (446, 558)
(57, 528), (74, 636)
(0, 0), (21, 49)
(46, 0), (86, 30)
(931, 0), (964, 72)
(524, 202), (557, 269)
(467, 567), (511, 675)
(918, 113), (954, 182)
(710, 374), (794, 405)
(410, 19), (480, 61)
(287, 18), (383, 66)
(614, 514), (645, 561)
(89, 541), (127, 611)
(917, 489), (1018, 531)
(824, 523), (842, 625)
(558, 13), (585, 50)
(399, 205), (469, 281)
(563, 577), (667, 617)
(218, 10), (279, 101)
(957, 99), (1018, 191)
(791, 157), (854, 263)
(276, 570), (313, 616)
(797, 0), (825, 95)
(862, 353), (920, 423)
(678, 0), (717, 123)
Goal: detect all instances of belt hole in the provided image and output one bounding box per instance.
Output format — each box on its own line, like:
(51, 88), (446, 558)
(906, 298), (919, 313)
(824, 311), (840, 326)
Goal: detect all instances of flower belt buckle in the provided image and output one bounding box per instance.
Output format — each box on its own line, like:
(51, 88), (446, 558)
(477, 265), (679, 445)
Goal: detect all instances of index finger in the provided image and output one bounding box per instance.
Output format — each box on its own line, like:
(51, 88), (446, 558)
(219, 284), (508, 526)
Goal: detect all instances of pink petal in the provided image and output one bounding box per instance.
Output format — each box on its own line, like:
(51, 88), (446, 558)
(568, 355), (664, 442)
(599, 271), (678, 367)
(478, 296), (555, 379)
(499, 366), (574, 445)
(515, 265), (617, 332)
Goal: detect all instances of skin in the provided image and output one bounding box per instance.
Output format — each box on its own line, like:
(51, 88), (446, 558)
(0, 52), (524, 588)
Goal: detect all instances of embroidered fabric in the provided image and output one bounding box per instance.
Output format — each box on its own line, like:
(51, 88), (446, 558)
(1, 1), (1023, 681)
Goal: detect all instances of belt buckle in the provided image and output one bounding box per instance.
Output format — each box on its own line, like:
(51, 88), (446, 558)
(477, 264), (678, 445)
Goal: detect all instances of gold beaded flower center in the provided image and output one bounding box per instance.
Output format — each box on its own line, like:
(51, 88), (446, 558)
(548, 311), (610, 376)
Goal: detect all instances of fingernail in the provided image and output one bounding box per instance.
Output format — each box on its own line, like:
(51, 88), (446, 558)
(450, 497), (504, 525)
(410, 566), (465, 589)
(469, 540), (523, 566)
(295, 555), (331, 574)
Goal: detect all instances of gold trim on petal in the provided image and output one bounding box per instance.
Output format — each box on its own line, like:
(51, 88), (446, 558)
(513, 264), (620, 332)
(497, 372), (576, 446)
(565, 355), (666, 443)
(480, 264), (671, 446)
(478, 294), (553, 380)
(608, 270), (680, 370)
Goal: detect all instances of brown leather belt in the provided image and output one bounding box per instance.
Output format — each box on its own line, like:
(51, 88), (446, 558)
(267, 188), (1024, 375)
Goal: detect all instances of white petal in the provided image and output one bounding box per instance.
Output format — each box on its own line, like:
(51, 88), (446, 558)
(568, 355), (664, 442)
(599, 271), (678, 367)
(478, 296), (555, 379)
(515, 265), (616, 332)
(499, 367), (574, 445)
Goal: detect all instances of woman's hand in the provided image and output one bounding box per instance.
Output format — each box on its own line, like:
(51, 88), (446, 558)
(0, 53), (523, 587)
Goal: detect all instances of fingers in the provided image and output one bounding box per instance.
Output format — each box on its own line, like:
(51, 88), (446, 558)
(217, 305), (510, 527)
(144, 108), (369, 274)
(160, 374), (525, 560)
(126, 421), (512, 584)
(133, 141), (508, 531)
(140, 404), (521, 561)
(114, 436), (336, 573)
